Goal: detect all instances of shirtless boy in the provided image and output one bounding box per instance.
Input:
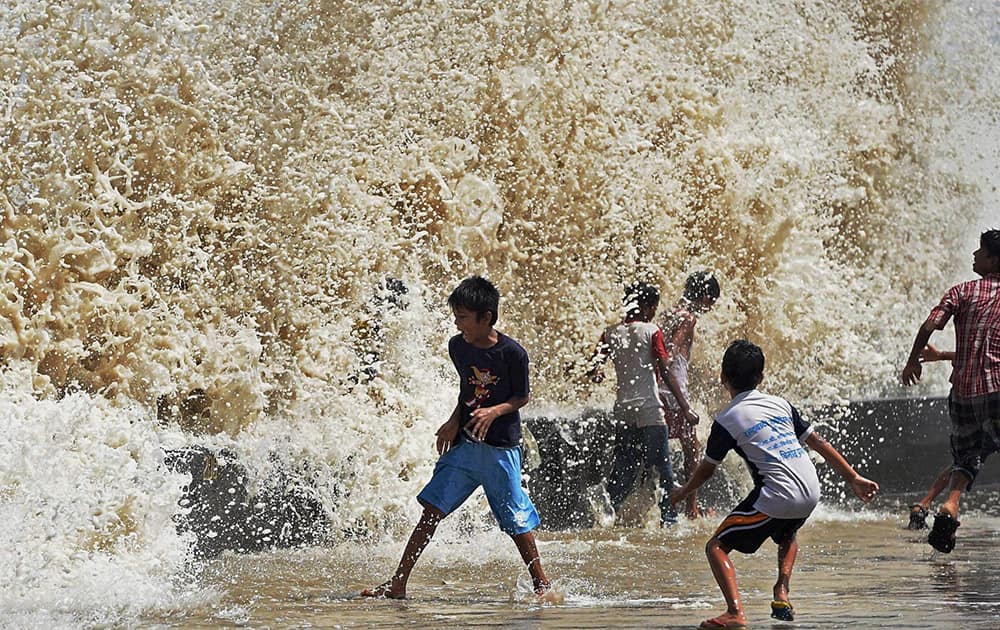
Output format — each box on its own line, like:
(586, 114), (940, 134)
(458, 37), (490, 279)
(658, 271), (719, 518)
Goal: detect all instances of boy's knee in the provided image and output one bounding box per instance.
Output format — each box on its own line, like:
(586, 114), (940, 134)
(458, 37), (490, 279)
(705, 537), (733, 557)
(418, 503), (446, 523)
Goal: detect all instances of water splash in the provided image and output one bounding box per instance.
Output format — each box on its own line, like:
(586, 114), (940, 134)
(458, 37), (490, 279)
(0, 0), (997, 623)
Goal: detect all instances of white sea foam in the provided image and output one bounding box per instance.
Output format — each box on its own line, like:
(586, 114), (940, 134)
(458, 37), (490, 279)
(0, 363), (217, 625)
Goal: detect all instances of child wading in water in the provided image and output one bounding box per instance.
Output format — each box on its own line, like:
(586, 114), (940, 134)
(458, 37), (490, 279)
(361, 276), (551, 599)
(658, 271), (719, 519)
(588, 282), (678, 526)
(672, 340), (879, 629)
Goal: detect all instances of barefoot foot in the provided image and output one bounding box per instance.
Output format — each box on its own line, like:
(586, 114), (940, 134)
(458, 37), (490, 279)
(360, 579), (406, 599)
(699, 612), (748, 629)
(532, 580), (564, 605)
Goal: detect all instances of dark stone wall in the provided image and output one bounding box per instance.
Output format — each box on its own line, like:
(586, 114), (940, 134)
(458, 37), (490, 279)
(163, 396), (1000, 548)
(810, 395), (1000, 493)
(524, 396), (1000, 529)
(164, 447), (327, 558)
(524, 410), (736, 529)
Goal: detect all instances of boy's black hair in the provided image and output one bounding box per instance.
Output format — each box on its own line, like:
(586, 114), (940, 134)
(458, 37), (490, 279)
(722, 339), (765, 392)
(448, 276), (499, 325)
(623, 282), (660, 318)
(684, 270), (721, 302)
(982, 229), (1000, 259)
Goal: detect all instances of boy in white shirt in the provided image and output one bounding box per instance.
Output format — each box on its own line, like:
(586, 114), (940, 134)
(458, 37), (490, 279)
(589, 282), (677, 525)
(672, 339), (879, 629)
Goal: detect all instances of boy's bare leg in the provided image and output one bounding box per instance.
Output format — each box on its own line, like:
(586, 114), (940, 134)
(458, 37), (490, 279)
(511, 530), (550, 593)
(705, 537), (747, 626)
(774, 537), (798, 605)
(913, 465), (952, 512)
(938, 470), (971, 518)
(361, 506), (444, 599)
(680, 433), (701, 518)
(664, 410), (702, 519)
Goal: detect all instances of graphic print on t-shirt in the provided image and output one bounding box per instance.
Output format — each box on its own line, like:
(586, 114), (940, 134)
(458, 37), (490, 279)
(465, 366), (499, 408)
(742, 416), (808, 463)
(706, 390), (820, 519)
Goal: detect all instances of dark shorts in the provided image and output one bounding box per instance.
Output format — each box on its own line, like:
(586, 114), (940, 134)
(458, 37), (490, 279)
(714, 491), (807, 554)
(949, 391), (1000, 488)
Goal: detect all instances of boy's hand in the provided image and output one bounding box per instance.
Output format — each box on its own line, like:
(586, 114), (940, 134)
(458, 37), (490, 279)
(919, 344), (943, 363)
(850, 475), (879, 502)
(669, 487), (686, 505)
(435, 419), (459, 455)
(466, 406), (501, 441)
(901, 360), (922, 386)
(682, 408), (700, 425)
(919, 344), (955, 364)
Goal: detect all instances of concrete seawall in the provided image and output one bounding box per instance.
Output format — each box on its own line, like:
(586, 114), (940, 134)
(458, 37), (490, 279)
(524, 396), (1000, 528)
(166, 395), (1000, 553)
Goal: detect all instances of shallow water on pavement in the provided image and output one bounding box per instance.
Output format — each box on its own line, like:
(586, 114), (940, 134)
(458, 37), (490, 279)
(139, 495), (1000, 629)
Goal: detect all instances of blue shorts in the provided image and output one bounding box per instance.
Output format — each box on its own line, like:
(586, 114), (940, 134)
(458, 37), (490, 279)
(417, 440), (541, 535)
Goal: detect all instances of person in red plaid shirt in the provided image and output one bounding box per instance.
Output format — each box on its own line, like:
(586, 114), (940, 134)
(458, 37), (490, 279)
(901, 228), (1000, 553)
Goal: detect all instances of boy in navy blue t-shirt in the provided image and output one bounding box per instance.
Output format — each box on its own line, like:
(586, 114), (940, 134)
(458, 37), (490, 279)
(362, 276), (551, 599)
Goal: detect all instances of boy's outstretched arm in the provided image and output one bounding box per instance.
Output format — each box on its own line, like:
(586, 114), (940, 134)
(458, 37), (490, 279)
(804, 432), (879, 502)
(901, 321), (935, 385)
(671, 459), (716, 506)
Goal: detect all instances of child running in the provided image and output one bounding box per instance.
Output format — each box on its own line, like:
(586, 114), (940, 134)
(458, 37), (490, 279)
(901, 228), (1000, 552)
(658, 270), (720, 518)
(671, 339), (879, 629)
(361, 276), (551, 598)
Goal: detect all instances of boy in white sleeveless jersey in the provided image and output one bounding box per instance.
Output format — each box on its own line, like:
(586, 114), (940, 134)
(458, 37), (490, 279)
(671, 339), (879, 630)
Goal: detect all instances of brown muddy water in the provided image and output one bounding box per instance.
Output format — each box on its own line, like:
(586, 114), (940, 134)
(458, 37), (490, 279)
(143, 497), (1000, 629)
(3, 1), (999, 629)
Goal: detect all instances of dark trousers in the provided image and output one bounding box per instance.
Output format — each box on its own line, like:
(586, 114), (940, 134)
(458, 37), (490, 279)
(948, 391), (1000, 488)
(606, 423), (677, 523)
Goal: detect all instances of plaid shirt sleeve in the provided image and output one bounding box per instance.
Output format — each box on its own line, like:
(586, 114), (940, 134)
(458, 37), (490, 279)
(927, 284), (963, 330)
